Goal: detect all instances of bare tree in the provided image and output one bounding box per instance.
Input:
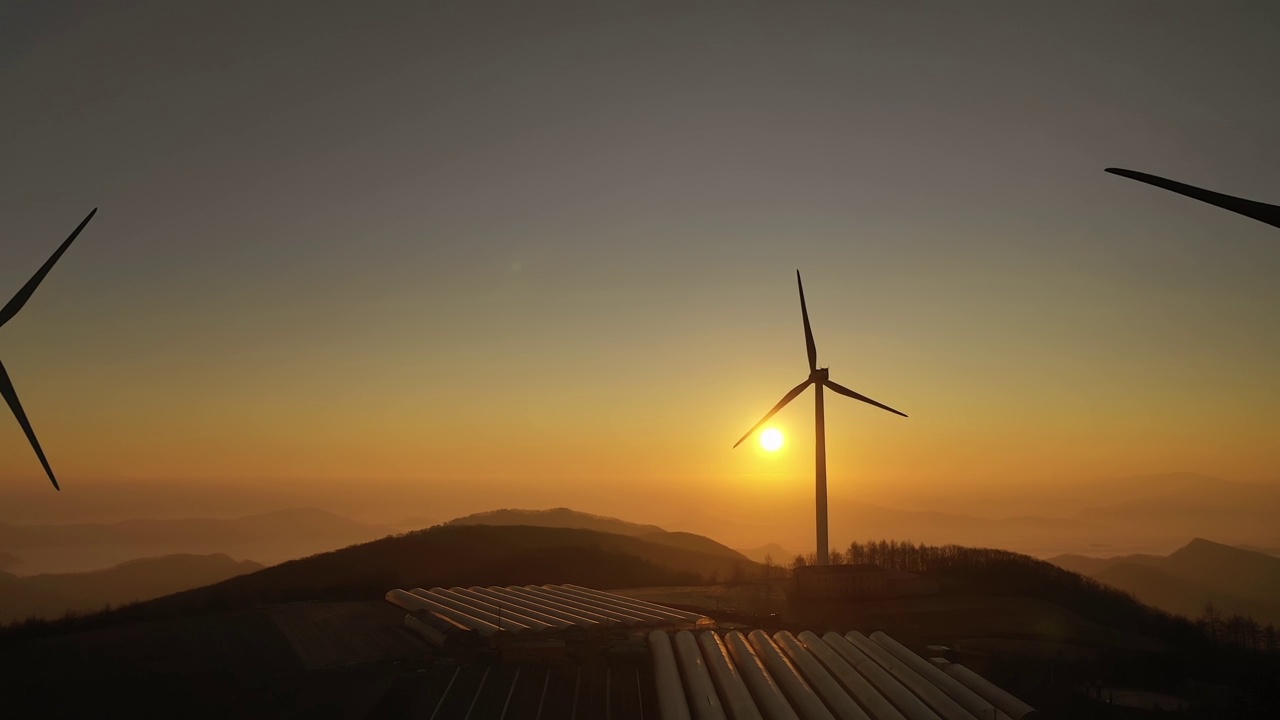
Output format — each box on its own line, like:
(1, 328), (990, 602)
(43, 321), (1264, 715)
(1201, 603), (1221, 643)
(847, 541), (864, 564)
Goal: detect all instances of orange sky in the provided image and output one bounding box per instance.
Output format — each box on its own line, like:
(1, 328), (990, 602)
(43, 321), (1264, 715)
(2, 2), (1278, 530)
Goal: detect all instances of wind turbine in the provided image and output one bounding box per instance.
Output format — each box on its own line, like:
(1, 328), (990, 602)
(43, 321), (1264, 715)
(733, 271), (907, 566)
(2, 208), (98, 490)
(1106, 168), (1280, 230)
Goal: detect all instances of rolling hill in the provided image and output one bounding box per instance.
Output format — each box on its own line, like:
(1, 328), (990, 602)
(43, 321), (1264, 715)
(22, 524), (762, 628)
(444, 507), (666, 536)
(446, 508), (751, 561)
(636, 531), (749, 561)
(734, 543), (797, 564)
(0, 553), (263, 623)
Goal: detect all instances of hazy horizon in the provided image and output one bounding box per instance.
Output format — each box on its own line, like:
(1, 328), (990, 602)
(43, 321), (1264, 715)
(3, 470), (1276, 568)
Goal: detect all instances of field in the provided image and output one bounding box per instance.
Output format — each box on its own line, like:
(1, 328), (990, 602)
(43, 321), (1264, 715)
(0, 601), (432, 718)
(267, 601), (426, 671)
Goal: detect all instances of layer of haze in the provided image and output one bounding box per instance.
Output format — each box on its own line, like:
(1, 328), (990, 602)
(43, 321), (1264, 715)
(2, 2), (1278, 545)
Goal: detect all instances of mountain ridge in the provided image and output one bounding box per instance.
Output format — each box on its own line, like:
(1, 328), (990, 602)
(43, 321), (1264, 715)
(1049, 538), (1280, 625)
(0, 553), (263, 623)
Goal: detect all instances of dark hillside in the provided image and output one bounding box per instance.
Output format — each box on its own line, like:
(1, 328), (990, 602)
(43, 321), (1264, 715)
(842, 540), (1203, 647)
(445, 507), (665, 536)
(3, 524), (758, 638)
(842, 540), (1280, 716)
(446, 509), (749, 562)
(1090, 562), (1280, 627)
(637, 531), (751, 562)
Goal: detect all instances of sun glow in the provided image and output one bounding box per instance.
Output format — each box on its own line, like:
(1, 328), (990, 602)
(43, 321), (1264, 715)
(760, 428), (784, 452)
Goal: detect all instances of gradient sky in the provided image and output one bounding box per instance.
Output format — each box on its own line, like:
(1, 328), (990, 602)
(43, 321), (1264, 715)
(2, 1), (1278, 526)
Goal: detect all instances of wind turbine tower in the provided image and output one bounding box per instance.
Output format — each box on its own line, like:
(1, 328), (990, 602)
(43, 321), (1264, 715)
(734, 271), (907, 565)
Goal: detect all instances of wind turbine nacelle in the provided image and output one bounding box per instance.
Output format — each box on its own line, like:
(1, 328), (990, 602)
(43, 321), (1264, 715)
(810, 368), (830, 382)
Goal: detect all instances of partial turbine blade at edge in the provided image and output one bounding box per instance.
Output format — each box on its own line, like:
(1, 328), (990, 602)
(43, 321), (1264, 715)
(1105, 168), (1280, 230)
(797, 270), (817, 372)
(824, 379), (908, 418)
(0, 359), (59, 490)
(733, 379), (811, 448)
(0, 208), (98, 328)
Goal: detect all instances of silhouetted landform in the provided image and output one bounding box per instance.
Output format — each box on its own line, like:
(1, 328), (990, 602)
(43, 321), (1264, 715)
(1051, 538), (1280, 625)
(807, 540), (1201, 646)
(6, 535), (1277, 717)
(734, 271), (906, 566)
(446, 508), (750, 560)
(0, 532), (1215, 652)
(1, 524), (759, 640)
(0, 551), (20, 572)
(0, 507), (395, 574)
(735, 542), (797, 564)
(805, 542), (1279, 712)
(0, 208), (97, 491)
(635, 531), (749, 560)
(1106, 168), (1280, 229)
(1238, 544), (1280, 558)
(0, 553), (262, 623)
(445, 507), (665, 536)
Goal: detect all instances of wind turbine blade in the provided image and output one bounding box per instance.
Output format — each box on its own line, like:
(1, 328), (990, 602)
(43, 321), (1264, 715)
(797, 270), (817, 372)
(1105, 168), (1280, 230)
(0, 359), (59, 490)
(0, 208), (98, 329)
(733, 379), (811, 448)
(824, 379), (907, 418)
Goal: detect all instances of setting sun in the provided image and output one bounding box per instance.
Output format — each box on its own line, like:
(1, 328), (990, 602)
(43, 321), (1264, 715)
(760, 428), (784, 452)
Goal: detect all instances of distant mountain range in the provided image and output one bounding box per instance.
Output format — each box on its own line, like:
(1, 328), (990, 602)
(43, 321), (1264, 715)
(0, 508), (398, 574)
(1050, 538), (1280, 625)
(0, 554), (262, 624)
(735, 543), (797, 564)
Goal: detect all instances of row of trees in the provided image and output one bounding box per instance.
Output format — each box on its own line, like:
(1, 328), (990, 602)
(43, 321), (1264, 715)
(1199, 603), (1280, 655)
(786, 539), (1034, 573)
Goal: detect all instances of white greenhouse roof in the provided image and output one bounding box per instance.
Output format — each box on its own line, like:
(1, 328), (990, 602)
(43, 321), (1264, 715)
(650, 628), (1037, 720)
(385, 583), (713, 636)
